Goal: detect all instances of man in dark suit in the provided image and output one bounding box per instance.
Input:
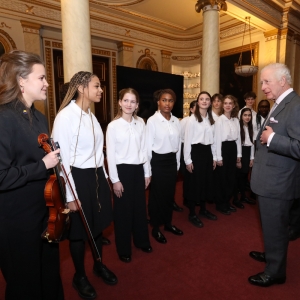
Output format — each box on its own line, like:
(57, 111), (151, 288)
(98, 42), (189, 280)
(249, 63), (300, 287)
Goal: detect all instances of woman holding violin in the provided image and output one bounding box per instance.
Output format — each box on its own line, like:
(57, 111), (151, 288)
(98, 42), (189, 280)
(52, 71), (117, 300)
(0, 51), (64, 299)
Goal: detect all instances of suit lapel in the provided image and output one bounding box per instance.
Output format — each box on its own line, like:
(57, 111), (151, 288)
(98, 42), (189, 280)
(256, 91), (296, 142)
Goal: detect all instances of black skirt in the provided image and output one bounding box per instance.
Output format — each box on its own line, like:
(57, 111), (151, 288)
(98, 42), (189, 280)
(186, 143), (213, 203)
(68, 166), (113, 240)
(148, 152), (177, 227)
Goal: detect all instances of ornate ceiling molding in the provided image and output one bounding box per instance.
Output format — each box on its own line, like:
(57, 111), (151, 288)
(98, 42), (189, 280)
(172, 55), (201, 61)
(90, 0), (145, 6)
(220, 23), (256, 39)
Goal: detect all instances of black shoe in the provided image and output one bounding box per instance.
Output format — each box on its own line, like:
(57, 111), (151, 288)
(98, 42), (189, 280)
(164, 224), (183, 235)
(248, 272), (286, 287)
(119, 255), (131, 263)
(72, 274), (96, 299)
(249, 251), (266, 262)
(102, 237), (111, 245)
(216, 207), (231, 215)
(93, 263), (118, 285)
(172, 202), (183, 212)
(228, 205), (237, 212)
(152, 229), (167, 244)
(289, 229), (300, 241)
(138, 246), (153, 253)
(241, 197), (256, 205)
(232, 201), (244, 209)
(199, 209), (217, 220)
(188, 215), (203, 228)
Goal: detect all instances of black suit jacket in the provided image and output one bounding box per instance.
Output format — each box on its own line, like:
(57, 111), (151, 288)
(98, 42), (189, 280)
(0, 101), (50, 230)
(251, 91), (300, 200)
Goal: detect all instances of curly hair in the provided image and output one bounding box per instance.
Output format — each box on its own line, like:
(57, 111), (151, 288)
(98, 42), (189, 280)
(223, 94), (239, 118)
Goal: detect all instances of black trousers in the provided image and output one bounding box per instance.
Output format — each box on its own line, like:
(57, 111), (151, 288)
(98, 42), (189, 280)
(149, 152), (177, 227)
(215, 141), (237, 210)
(114, 164), (150, 256)
(185, 143), (213, 210)
(258, 196), (293, 277)
(0, 221), (64, 300)
(289, 198), (300, 232)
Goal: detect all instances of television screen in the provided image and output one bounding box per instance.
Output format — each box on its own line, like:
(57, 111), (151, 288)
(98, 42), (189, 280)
(116, 65), (183, 119)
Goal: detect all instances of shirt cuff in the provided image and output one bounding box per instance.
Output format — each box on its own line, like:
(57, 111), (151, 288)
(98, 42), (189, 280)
(267, 132), (275, 147)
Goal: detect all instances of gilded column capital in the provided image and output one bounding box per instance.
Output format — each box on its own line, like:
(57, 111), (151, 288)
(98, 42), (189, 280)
(161, 50), (172, 59)
(195, 0), (227, 13)
(117, 42), (134, 52)
(20, 21), (41, 34)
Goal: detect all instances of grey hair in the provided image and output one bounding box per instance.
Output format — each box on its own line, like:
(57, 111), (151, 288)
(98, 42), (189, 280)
(261, 63), (292, 85)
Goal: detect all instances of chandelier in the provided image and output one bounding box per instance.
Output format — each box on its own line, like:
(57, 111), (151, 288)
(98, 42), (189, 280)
(235, 16), (258, 77)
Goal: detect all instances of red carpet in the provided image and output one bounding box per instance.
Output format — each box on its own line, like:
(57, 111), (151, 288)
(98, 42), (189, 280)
(1, 182), (300, 300)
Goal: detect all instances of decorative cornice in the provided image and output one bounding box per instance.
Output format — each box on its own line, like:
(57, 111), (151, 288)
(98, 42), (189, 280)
(161, 50), (172, 58)
(172, 55), (200, 61)
(90, 0), (145, 7)
(117, 41), (134, 51)
(220, 23), (255, 40)
(20, 20), (41, 34)
(195, 0), (227, 13)
(264, 29), (279, 41)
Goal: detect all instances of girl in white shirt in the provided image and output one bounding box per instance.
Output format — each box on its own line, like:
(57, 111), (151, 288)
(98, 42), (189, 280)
(52, 71), (117, 299)
(214, 95), (242, 215)
(184, 92), (217, 228)
(180, 100), (197, 207)
(106, 88), (152, 263)
(211, 93), (223, 122)
(233, 108), (254, 208)
(146, 89), (183, 244)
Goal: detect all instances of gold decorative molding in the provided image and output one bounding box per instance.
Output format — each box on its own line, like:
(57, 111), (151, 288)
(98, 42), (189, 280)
(172, 55), (201, 61)
(0, 22), (11, 29)
(161, 50), (172, 59)
(91, 0), (145, 6)
(118, 41), (134, 52)
(92, 49), (111, 56)
(136, 48), (158, 71)
(25, 4), (35, 15)
(264, 29), (279, 41)
(195, 0), (227, 13)
(112, 56), (118, 117)
(20, 20), (41, 34)
(0, 29), (17, 51)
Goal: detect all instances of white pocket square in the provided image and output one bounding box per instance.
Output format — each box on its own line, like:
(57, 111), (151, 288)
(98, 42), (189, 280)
(270, 117), (278, 123)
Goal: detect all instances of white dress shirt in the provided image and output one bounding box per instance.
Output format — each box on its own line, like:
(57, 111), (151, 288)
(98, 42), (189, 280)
(238, 106), (258, 139)
(214, 114), (242, 161)
(184, 114), (217, 165)
(106, 116), (150, 183)
(180, 116), (190, 143)
(52, 100), (107, 202)
(267, 88), (294, 146)
(146, 111), (181, 170)
(242, 125), (254, 160)
(212, 111), (220, 122)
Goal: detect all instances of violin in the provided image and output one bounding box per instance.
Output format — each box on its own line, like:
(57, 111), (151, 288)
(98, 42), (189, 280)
(38, 133), (70, 243)
(38, 133), (102, 263)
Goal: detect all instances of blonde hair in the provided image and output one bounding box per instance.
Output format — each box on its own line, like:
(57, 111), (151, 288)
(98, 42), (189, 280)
(114, 88), (140, 120)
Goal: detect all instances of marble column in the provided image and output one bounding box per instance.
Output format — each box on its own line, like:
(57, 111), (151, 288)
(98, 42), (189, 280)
(61, 0), (92, 82)
(196, 1), (226, 95)
(117, 42), (134, 67)
(20, 21), (46, 115)
(161, 50), (172, 73)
